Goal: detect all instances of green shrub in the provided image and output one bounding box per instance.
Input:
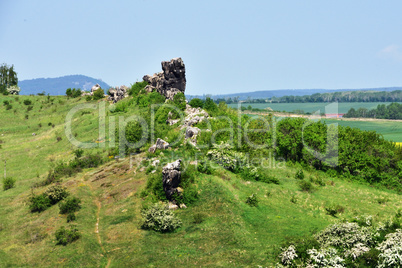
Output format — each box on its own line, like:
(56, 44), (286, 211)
(129, 81), (148, 96)
(3, 177), (16, 190)
(3, 100), (9, 106)
(73, 149), (84, 158)
(55, 225), (80, 245)
(59, 197), (81, 214)
(204, 97), (218, 115)
(29, 193), (52, 212)
(189, 98), (204, 108)
(295, 169), (305, 180)
(85, 95), (92, 101)
(23, 99), (32, 105)
(173, 92), (186, 111)
(325, 204), (345, 217)
(92, 88), (104, 100)
(193, 213), (205, 224)
(45, 185), (69, 204)
(5, 104), (12, 110)
(246, 193), (258, 207)
(67, 213), (76, 223)
(376, 197), (389, 204)
(141, 203), (182, 233)
(298, 180), (314, 192)
(197, 161), (212, 174)
(145, 165), (155, 174)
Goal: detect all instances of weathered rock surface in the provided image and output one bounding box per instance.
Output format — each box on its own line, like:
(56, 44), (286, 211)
(108, 85), (128, 103)
(143, 58), (186, 100)
(91, 83), (101, 93)
(162, 159), (181, 200)
(148, 138), (170, 153)
(185, 126), (200, 139)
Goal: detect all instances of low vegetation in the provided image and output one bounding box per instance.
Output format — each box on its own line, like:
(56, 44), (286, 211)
(0, 83), (401, 267)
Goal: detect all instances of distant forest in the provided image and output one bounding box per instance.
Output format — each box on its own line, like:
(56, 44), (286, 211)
(218, 90), (402, 104)
(344, 102), (402, 120)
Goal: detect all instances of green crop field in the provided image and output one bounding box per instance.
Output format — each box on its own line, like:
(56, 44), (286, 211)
(229, 102), (402, 114)
(322, 119), (402, 143)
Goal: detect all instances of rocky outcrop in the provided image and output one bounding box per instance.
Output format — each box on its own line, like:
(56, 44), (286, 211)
(166, 104), (209, 128)
(162, 159), (182, 200)
(91, 83), (101, 93)
(143, 58), (186, 100)
(148, 138), (170, 153)
(108, 85), (128, 103)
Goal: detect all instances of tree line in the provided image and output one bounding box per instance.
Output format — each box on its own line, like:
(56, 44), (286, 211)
(218, 90), (402, 103)
(344, 102), (402, 119)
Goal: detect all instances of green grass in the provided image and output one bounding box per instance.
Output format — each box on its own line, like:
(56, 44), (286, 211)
(0, 95), (401, 266)
(230, 102), (402, 114)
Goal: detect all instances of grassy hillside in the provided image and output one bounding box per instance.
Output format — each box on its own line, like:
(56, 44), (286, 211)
(0, 94), (401, 267)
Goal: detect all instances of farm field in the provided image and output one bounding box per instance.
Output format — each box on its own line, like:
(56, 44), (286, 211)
(322, 119), (402, 143)
(229, 102), (402, 114)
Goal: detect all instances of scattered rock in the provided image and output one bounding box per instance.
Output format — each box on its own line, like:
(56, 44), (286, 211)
(179, 203), (187, 209)
(185, 126), (200, 139)
(32, 133), (36, 136)
(168, 202), (179, 210)
(143, 58), (186, 100)
(151, 159), (160, 167)
(148, 138), (170, 153)
(155, 138), (169, 150)
(162, 159), (182, 200)
(108, 85), (129, 103)
(148, 144), (157, 154)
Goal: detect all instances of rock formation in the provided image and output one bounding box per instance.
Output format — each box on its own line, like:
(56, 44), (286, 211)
(143, 58), (186, 100)
(91, 83), (101, 94)
(162, 159), (182, 200)
(108, 85), (129, 103)
(148, 138), (170, 153)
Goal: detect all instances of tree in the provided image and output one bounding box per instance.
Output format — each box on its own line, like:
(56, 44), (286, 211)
(0, 63), (18, 95)
(189, 98), (204, 108)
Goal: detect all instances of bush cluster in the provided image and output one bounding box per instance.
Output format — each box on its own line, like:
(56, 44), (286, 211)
(55, 225), (80, 245)
(29, 185), (69, 213)
(65, 88), (82, 98)
(277, 217), (402, 267)
(141, 203), (182, 233)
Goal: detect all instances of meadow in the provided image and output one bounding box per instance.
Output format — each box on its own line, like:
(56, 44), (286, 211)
(0, 95), (401, 267)
(229, 102), (402, 114)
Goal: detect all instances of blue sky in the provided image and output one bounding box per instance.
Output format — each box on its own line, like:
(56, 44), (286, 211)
(1, 0), (402, 95)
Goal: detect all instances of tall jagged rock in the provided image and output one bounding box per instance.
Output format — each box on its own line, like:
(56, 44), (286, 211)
(162, 159), (182, 200)
(143, 58), (186, 100)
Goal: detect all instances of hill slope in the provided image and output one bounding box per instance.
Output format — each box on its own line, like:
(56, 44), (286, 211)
(19, 75), (111, 95)
(0, 94), (401, 266)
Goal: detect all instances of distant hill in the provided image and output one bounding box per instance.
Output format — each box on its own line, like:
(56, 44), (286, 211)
(19, 75), (111, 95)
(187, 87), (402, 100)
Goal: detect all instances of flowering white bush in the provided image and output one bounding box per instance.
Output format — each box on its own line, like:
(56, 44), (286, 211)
(377, 229), (402, 268)
(307, 247), (345, 267)
(344, 243), (370, 260)
(6, 85), (20, 95)
(279, 245), (298, 266)
(315, 222), (374, 249)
